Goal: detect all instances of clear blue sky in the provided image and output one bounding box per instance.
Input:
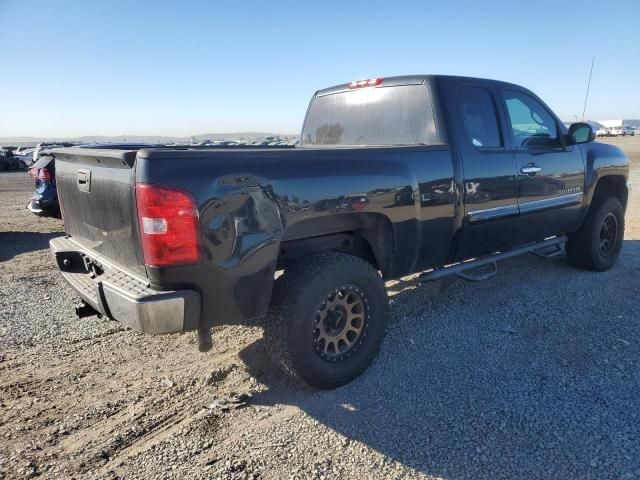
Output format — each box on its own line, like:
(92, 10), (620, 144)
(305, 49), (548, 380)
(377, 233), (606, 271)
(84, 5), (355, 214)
(1, 0), (638, 137)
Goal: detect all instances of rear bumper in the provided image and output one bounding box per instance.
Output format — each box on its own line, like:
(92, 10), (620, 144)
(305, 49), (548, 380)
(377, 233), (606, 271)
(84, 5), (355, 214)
(50, 236), (201, 334)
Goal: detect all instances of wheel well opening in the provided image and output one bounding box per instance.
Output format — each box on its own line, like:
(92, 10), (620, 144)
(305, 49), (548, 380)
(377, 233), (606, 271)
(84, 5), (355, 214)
(593, 175), (628, 209)
(277, 214), (394, 276)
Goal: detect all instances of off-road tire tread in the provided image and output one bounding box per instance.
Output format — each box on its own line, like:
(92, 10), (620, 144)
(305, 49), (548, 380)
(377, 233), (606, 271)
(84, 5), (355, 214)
(566, 196), (624, 271)
(263, 251), (388, 389)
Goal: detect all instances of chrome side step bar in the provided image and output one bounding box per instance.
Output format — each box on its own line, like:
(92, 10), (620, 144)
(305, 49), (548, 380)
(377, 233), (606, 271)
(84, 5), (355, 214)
(419, 235), (567, 283)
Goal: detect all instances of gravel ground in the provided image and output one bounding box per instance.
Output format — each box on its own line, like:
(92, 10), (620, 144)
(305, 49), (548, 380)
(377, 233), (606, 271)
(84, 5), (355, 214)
(1, 137), (639, 480)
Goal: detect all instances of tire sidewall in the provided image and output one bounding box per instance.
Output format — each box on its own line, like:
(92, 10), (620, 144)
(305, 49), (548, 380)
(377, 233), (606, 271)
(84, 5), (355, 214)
(286, 263), (388, 388)
(589, 198), (624, 271)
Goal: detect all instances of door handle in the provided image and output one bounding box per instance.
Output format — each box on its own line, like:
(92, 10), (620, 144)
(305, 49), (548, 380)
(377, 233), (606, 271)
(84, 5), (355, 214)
(77, 169), (91, 192)
(521, 166), (542, 175)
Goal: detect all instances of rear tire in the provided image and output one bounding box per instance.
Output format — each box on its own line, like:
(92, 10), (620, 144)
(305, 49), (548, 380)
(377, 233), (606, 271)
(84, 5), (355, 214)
(264, 252), (389, 389)
(566, 197), (624, 271)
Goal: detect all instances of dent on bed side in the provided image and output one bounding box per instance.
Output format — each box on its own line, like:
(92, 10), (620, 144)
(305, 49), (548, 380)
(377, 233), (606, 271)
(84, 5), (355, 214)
(201, 180), (284, 268)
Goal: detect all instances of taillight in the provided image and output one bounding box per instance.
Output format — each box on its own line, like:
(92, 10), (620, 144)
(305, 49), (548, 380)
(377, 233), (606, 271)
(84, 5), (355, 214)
(38, 168), (51, 182)
(135, 183), (200, 267)
(30, 168), (51, 181)
(347, 77), (383, 89)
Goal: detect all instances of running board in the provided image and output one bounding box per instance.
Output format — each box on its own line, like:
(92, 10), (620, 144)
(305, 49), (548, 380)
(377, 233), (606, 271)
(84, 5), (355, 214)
(419, 235), (567, 283)
(531, 243), (564, 259)
(455, 262), (497, 282)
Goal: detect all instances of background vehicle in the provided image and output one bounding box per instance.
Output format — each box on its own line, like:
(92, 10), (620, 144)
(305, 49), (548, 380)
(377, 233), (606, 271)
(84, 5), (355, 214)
(0, 147), (14, 170)
(26, 145), (78, 216)
(27, 153), (59, 216)
(32, 142), (74, 165)
(49, 75), (629, 389)
(609, 125), (634, 136)
(595, 127), (610, 137)
(10, 146), (36, 168)
(26, 143), (170, 217)
(14, 146), (33, 154)
(0, 146), (29, 170)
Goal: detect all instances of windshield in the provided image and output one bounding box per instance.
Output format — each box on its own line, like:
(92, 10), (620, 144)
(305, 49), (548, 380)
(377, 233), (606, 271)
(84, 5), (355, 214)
(300, 84), (438, 147)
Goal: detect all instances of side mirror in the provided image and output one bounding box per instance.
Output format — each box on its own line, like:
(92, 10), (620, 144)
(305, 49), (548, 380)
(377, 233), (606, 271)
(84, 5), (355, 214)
(568, 122), (595, 144)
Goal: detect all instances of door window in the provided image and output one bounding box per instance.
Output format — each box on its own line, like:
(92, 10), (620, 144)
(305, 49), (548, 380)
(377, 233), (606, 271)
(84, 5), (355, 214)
(504, 91), (560, 148)
(459, 85), (502, 148)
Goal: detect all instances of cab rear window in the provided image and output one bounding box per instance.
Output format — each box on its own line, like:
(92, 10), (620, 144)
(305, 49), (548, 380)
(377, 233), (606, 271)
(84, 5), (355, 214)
(300, 84), (438, 147)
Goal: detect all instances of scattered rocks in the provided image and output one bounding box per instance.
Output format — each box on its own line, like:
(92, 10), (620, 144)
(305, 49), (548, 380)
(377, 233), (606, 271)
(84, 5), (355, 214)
(206, 392), (252, 412)
(206, 364), (238, 386)
(161, 378), (175, 389)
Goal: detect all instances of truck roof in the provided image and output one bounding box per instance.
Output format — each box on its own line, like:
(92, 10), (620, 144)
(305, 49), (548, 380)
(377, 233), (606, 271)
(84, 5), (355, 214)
(315, 74), (521, 97)
(316, 75), (428, 97)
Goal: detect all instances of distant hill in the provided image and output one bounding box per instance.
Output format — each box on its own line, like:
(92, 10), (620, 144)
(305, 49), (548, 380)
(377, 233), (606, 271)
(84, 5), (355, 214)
(0, 132), (299, 146)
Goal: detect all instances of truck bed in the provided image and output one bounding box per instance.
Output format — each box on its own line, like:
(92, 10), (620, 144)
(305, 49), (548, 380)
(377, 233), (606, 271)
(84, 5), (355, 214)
(53, 143), (455, 329)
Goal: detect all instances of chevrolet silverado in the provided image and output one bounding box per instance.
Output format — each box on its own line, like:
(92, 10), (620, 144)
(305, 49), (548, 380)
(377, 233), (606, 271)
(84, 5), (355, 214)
(50, 75), (629, 388)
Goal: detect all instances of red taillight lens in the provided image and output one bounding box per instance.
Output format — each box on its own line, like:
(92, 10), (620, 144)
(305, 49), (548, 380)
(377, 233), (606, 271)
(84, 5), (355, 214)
(135, 183), (200, 267)
(347, 77), (383, 89)
(37, 168), (51, 181)
(31, 168), (51, 181)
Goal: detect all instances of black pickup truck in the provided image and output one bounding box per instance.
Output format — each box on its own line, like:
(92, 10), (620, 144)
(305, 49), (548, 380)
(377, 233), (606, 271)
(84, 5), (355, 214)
(50, 75), (629, 388)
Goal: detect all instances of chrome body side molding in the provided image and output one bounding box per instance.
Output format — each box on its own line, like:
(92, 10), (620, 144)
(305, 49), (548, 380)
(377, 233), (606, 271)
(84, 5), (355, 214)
(467, 193), (584, 223)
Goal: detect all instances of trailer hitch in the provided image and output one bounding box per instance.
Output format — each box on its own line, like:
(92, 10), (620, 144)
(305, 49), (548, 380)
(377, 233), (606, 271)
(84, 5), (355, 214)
(74, 300), (100, 319)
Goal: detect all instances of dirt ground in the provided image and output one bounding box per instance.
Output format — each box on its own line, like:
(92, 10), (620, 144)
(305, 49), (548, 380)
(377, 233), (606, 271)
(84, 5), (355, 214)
(1, 137), (639, 480)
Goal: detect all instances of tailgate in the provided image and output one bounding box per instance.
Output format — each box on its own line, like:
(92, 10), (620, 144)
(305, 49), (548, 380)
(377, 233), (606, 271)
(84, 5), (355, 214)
(53, 147), (146, 277)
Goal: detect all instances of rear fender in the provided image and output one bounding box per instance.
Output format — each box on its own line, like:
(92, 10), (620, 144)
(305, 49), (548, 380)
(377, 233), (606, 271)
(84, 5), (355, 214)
(199, 176), (284, 323)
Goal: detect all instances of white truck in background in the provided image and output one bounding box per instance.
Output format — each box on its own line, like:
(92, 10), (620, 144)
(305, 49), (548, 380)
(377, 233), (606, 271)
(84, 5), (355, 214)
(609, 125), (634, 137)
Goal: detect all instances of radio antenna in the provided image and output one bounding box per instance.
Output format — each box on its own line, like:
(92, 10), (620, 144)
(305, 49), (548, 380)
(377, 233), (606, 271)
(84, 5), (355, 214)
(581, 57), (595, 121)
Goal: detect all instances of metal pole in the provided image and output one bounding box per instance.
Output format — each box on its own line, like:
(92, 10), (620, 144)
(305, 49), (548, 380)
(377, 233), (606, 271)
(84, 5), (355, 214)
(581, 57), (595, 121)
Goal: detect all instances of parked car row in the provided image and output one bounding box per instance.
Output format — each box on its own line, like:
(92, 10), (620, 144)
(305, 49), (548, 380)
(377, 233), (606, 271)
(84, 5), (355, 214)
(171, 138), (299, 147)
(0, 147), (29, 171)
(23, 138), (298, 218)
(596, 125), (636, 137)
(0, 142), (77, 171)
(4, 138), (298, 175)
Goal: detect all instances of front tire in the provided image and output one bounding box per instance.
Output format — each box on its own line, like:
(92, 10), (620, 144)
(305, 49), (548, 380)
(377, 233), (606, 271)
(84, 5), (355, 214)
(566, 197), (624, 271)
(264, 252), (389, 389)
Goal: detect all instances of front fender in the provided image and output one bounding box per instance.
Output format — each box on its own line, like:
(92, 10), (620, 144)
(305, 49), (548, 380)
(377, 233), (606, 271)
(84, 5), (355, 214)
(581, 141), (629, 207)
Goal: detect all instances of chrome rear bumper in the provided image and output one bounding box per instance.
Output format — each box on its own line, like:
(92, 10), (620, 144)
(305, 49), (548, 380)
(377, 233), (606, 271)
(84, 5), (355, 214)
(50, 236), (201, 334)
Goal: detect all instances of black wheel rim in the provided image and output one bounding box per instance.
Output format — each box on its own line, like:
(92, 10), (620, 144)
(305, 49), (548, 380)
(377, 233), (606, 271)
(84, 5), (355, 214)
(313, 285), (367, 362)
(599, 213), (618, 257)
